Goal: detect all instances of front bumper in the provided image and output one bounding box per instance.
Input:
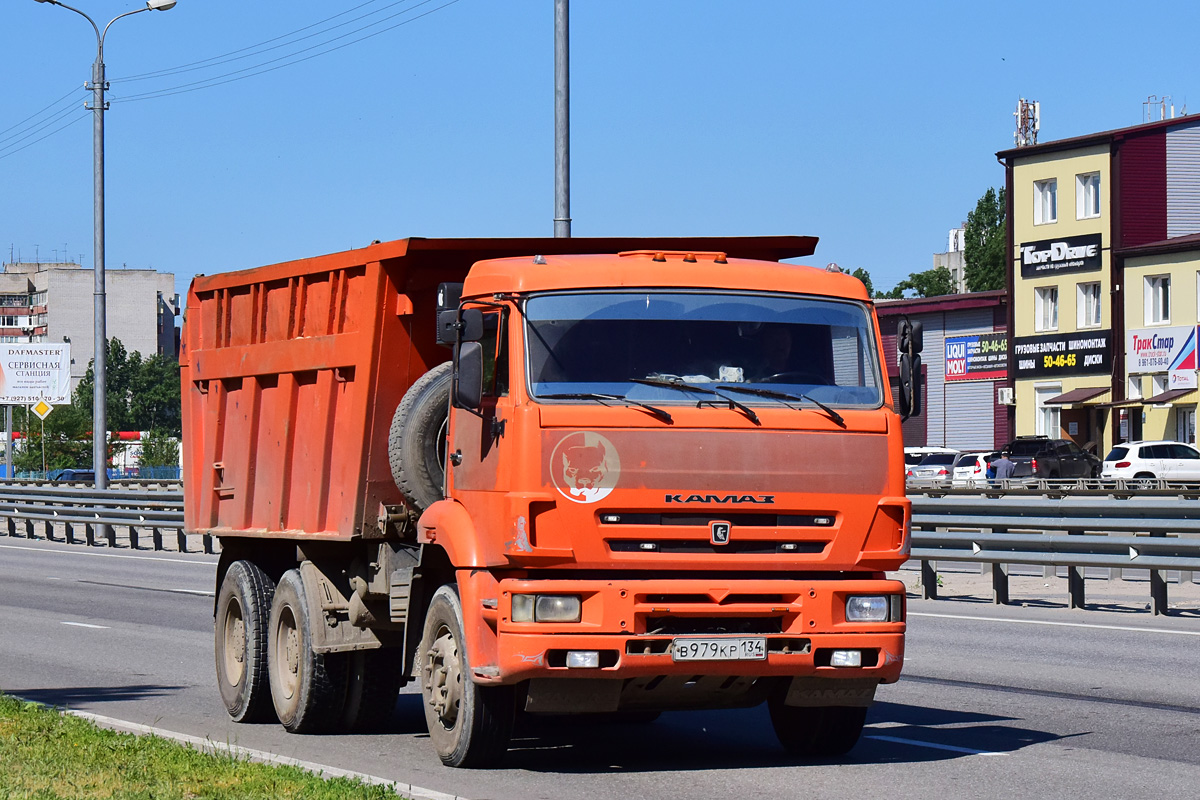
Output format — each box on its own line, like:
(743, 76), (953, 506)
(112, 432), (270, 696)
(486, 575), (906, 684)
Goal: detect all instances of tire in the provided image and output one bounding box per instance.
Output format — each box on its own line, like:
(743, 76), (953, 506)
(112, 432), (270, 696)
(389, 361), (453, 511)
(420, 585), (514, 767)
(267, 569), (347, 733)
(768, 693), (867, 758)
(341, 648), (404, 732)
(1134, 472), (1156, 489)
(215, 560), (276, 723)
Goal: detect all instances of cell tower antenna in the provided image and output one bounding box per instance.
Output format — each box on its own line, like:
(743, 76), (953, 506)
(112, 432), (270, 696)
(1014, 98), (1040, 147)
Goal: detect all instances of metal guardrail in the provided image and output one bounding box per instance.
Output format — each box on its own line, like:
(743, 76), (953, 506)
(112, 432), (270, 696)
(0, 482), (1196, 614)
(0, 483), (210, 554)
(910, 492), (1200, 614)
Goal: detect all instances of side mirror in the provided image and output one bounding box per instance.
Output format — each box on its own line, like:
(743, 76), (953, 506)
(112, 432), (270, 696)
(898, 318), (924, 356)
(455, 341), (484, 410)
(898, 353), (923, 420)
(437, 308), (484, 346)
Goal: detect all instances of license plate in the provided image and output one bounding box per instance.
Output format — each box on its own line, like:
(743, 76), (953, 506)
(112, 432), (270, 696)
(671, 637), (766, 662)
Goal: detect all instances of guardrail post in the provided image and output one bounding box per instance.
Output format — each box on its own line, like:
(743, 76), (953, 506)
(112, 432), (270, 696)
(85, 523), (95, 546)
(1150, 570), (1169, 615)
(44, 519), (54, 542)
(1182, 571), (1194, 584)
(921, 560), (938, 600)
(151, 527), (163, 551)
(24, 518), (33, 539)
(177, 529), (188, 554)
(204, 534), (215, 555)
(105, 523), (116, 548)
(1068, 566), (1086, 609)
(991, 563), (1010, 605)
(65, 522), (74, 545)
(4, 517), (12, 537)
(129, 525), (139, 550)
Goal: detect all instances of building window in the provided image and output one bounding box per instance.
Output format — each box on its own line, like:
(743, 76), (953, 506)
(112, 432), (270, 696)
(1152, 373), (1170, 397)
(1179, 408), (1197, 444)
(1035, 286), (1059, 331)
(1145, 275), (1171, 324)
(0, 315), (16, 327)
(1077, 282), (1101, 328)
(1076, 172), (1101, 219)
(1127, 376), (1143, 400)
(1034, 179), (1058, 225)
(1035, 385), (1061, 437)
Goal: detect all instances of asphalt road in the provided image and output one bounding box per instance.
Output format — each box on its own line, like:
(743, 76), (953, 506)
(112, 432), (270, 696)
(2, 538), (1199, 800)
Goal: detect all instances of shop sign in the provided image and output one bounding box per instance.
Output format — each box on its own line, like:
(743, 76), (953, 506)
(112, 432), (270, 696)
(1128, 325), (1198, 389)
(1013, 330), (1110, 377)
(0, 344), (71, 405)
(944, 332), (1007, 382)
(1019, 233), (1103, 278)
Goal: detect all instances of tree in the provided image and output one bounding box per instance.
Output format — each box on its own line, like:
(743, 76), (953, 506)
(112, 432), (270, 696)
(138, 428), (180, 468)
(963, 186), (1007, 291)
(74, 338), (181, 436)
(12, 403), (91, 475)
(850, 267), (874, 297)
(896, 266), (956, 298)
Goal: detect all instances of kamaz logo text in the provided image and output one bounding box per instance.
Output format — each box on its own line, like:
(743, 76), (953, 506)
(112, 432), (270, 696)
(664, 494), (775, 504)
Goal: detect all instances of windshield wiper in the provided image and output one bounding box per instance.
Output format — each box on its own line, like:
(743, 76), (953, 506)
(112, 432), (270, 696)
(715, 384), (846, 428)
(630, 376), (761, 425)
(540, 392), (673, 424)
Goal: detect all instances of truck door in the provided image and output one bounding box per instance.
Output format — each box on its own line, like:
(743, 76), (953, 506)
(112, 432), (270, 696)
(448, 308), (513, 518)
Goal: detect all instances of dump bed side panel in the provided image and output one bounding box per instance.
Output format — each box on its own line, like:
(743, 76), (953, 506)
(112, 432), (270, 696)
(182, 254), (386, 539)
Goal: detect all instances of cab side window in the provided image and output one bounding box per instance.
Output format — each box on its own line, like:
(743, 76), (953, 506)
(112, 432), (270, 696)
(479, 309), (509, 397)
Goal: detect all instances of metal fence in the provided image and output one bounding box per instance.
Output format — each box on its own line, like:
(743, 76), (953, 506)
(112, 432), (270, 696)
(0, 481), (211, 554)
(909, 490), (1200, 614)
(1, 481), (1197, 614)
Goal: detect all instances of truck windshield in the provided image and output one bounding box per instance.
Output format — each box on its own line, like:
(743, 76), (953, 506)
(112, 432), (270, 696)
(524, 291), (883, 407)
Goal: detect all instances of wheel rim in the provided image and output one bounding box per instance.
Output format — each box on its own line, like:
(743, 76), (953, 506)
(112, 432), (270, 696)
(423, 624), (462, 730)
(275, 606), (301, 700)
(221, 597), (247, 686)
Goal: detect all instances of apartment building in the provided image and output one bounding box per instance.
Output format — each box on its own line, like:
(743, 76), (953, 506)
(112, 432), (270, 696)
(997, 114), (1200, 453)
(0, 261), (179, 388)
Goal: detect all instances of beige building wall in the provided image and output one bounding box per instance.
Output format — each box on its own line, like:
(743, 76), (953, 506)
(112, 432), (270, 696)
(1010, 145), (1114, 452)
(1123, 250), (1200, 443)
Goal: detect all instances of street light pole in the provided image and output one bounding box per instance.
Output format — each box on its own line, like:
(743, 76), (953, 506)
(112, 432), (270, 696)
(33, 0), (176, 491)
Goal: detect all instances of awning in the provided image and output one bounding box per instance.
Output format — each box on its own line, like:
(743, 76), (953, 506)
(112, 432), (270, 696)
(1044, 387), (1110, 406)
(1143, 389), (1199, 406)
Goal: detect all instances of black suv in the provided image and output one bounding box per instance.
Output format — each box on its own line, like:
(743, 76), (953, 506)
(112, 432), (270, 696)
(1004, 436), (1101, 479)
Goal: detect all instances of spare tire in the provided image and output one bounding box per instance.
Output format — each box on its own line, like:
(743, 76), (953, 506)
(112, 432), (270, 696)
(389, 361), (453, 510)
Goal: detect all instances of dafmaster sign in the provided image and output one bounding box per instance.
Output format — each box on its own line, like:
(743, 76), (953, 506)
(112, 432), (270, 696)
(0, 345), (71, 409)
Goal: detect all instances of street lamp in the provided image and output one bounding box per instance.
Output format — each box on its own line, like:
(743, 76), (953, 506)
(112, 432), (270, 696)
(33, 0), (176, 491)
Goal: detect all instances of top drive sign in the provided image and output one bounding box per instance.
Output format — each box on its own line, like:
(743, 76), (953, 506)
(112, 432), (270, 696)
(1020, 233), (1103, 278)
(0, 345), (71, 405)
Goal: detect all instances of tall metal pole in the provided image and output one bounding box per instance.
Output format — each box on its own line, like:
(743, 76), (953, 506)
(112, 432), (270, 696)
(90, 45), (108, 492)
(553, 0), (571, 238)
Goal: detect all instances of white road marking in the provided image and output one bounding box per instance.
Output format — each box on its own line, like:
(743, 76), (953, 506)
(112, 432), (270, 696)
(0, 542), (211, 566)
(66, 710), (466, 800)
(910, 611), (1200, 637)
(60, 621), (109, 629)
(867, 734), (1005, 756)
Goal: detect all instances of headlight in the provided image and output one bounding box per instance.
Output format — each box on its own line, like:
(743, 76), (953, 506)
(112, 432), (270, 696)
(511, 594), (582, 623)
(845, 595), (890, 622)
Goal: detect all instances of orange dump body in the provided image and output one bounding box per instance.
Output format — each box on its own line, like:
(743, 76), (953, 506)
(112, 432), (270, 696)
(183, 235), (907, 697)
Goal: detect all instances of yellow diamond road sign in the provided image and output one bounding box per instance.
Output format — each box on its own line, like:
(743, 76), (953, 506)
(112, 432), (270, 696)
(31, 400), (53, 420)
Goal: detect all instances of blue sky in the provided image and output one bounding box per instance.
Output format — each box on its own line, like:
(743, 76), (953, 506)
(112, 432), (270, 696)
(2, 0), (1197, 305)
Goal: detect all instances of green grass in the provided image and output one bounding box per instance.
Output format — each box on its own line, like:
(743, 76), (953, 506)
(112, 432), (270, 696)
(0, 694), (407, 799)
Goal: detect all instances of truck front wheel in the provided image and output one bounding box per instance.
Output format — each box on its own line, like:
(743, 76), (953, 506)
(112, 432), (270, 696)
(768, 695), (868, 757)
(420, 585), (514, 767)
(215, 560), (276, 723)
(267, 569), (347, 733)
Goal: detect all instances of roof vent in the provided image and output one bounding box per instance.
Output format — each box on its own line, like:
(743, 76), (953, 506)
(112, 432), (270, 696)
(533, 255), (547, 265)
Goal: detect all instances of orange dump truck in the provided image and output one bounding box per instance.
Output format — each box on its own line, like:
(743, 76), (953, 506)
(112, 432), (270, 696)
(182, 236), (923, 767)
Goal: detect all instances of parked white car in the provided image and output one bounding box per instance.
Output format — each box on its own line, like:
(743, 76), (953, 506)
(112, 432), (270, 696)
(904, 446), (958, 468)
(1101, 440), (1200, 485)
(906, 451), (960, 485)
(951, 451), (999, 487)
